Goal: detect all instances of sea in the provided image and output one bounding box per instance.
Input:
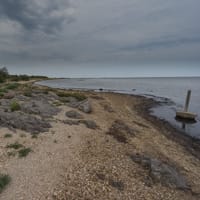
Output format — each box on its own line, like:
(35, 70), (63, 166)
(37, 77), (200, 139)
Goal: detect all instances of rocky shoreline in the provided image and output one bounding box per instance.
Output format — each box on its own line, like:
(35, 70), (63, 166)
(0, 81), (199, 199)
(134, 94), (200, 160)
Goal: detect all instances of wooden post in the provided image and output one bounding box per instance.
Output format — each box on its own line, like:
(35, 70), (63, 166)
(184, 90), (191, 112)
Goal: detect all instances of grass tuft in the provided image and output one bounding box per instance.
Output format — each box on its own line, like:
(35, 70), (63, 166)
(23, 90), (32, 97)
(18, 148), (32, 158)
(31, 134), (38, 139)
(6, 142), (23, 149)
(56, 92), (87, 101)
(7, 151), (16, 157)
(4, 134), (12, 138)
(10, 101), (21, 112)
(0, 174), (11, 193)
(5, 83), (20, 90)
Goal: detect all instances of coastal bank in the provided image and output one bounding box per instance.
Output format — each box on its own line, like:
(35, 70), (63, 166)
(0, 81), (199, 199)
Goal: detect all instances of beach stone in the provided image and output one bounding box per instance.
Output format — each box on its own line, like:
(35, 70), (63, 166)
(130, 154), (189, 190)
(66, 110), (84, 119)
(3, 92), (15, 99)
(79, 120), (97, 129)
(78, 100), (92, 113)
(0, 110), (51, 133)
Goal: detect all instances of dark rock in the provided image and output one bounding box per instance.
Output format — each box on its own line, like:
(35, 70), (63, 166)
(96, 173), (106, 181)
(78, 100), (92, 113)
(79, 120), (97, 129)
(107, 120), (135, 143)
(0, 110), (51, 133)
(130, 153), (190, 190)
(150, 159), (189, 190)
(67, 101), (80, 108)
(66, 110), (84, 119)
(108, 179), (125, 191)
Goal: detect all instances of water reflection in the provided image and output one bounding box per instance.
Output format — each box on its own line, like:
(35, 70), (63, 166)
(175, 117), (197, 131)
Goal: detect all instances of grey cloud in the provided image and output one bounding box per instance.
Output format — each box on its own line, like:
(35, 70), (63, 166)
(0, 0), (200, 72)
(120, 37), (200, 52)
(0, 0), (75, 33)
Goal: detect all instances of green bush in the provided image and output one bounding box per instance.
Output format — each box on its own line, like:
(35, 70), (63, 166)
(10, 75), (30, 82)
(0, 67), (9, 83)
(18, 148), (32, 157)
(10, 101), (21, 112)
(31, 134), (38, 139)
(5, 83), (19, 90)
(23, 90), (32, 97)
(56, 92), (87, 101)
(0, 174), (11, 193)
(6, 142), (24, 149)
(0, 88), (8, 93)
(4, 134), (12, 138)
(0, 92), (4, 97)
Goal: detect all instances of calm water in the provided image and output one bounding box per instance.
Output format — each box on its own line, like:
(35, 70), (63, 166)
(37, 77), (200, 139)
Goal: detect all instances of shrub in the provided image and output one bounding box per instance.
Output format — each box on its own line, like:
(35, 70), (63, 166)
(56, 92), (87, 101)
(10, 101), (21, 112)
(6, 142), (23, 149)
(23, 90), (32, 97)
(19, 75), (30, 81)
(18, 148), (32, 157)
(31, 134), (38, 139)
(0, 174), (11, 193)
(7, 152), (16, 157)
(20, 134), (26, 138)
(0, 88), (8, 93)
(5, 83), (19, 90)
(4, 134), (12, 138)
(10, 75), (30, 82)
(0, 67), (9, 83)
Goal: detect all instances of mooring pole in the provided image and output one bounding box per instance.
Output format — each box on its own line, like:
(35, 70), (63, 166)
(184, 90), (191, 112)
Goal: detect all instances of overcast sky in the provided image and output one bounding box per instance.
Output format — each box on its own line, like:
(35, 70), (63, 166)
(0, 0), (200, 77)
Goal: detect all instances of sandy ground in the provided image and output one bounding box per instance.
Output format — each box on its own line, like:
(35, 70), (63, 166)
(0, 90), (200, 200)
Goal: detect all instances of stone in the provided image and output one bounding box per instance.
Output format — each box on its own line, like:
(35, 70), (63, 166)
(3, 92), (15, 99)
(66, 110), (84, 119)
(79, 120), (97, 129)
(130, 154), (190, 190)
(150, 159), (189, 190)
(78, 100), (92, 113)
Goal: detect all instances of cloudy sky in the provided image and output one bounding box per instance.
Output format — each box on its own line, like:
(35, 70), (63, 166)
(0, 0), (200, 77)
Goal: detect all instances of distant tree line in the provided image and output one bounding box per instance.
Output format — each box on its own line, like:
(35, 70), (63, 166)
(0, 66), (48, 83)
(0, 67), (9, 83)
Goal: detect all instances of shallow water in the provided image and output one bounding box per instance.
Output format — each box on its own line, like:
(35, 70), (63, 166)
(37, 77), (200, 139)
